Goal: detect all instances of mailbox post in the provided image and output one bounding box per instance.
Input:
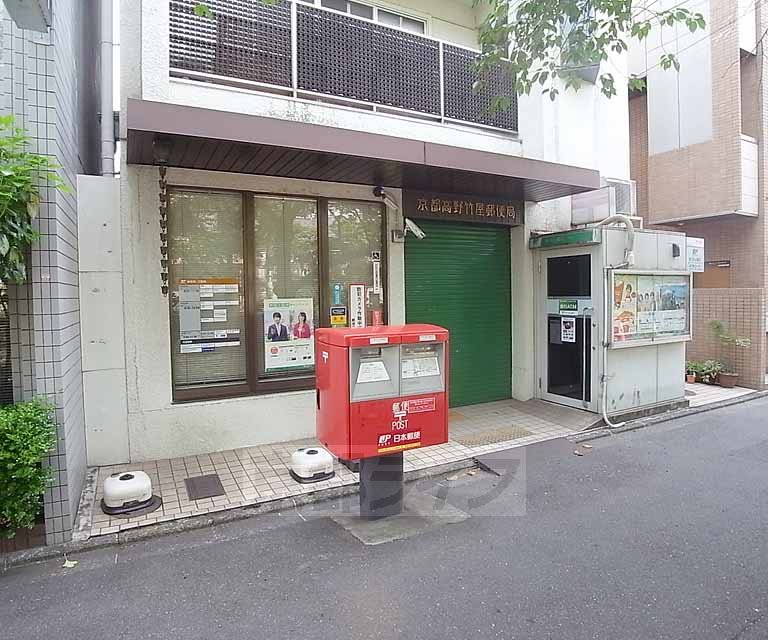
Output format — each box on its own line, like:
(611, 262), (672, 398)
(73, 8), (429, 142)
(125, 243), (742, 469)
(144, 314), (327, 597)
(315, 325), (449, 519)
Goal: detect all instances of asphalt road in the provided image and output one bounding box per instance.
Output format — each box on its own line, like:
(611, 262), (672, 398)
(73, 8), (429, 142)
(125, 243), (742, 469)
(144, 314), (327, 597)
(3, 398), (768, 639)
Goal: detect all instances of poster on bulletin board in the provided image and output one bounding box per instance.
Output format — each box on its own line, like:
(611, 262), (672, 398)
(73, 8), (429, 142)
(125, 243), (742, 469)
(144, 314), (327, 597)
(611, 272), (691, 348)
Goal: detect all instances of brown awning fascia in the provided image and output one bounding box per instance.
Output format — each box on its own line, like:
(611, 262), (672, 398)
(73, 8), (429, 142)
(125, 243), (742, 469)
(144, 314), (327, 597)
(126, 98), (600, 201)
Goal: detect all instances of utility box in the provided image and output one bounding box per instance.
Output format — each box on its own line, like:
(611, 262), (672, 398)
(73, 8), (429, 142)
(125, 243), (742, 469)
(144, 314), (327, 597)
(315, 325), (449, 462)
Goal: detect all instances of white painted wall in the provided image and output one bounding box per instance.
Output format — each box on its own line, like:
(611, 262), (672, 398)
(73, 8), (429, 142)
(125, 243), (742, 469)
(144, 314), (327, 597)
(517, 54), (630, 180)
(117, 165), (405, 462)
(741, 135), (759, 214)
(632, 0), (713, 155)
(77, 175), (130, 466)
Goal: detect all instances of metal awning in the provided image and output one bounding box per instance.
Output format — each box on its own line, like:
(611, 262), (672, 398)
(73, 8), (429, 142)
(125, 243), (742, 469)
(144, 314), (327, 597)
(126, 99), (600, 202)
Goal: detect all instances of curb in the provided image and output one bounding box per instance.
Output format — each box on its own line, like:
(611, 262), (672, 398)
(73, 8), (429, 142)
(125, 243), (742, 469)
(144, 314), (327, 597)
(2, 458), (475, 572)
(570, 390), (768, 444)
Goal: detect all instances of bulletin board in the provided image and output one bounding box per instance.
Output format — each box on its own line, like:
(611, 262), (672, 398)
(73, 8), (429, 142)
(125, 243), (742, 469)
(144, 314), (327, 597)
(610, 271), (692, 348)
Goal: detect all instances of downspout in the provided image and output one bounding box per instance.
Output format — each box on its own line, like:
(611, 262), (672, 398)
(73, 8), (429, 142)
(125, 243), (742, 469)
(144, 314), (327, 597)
(100, 0), (115, 176)
(595, 215), (636, 429)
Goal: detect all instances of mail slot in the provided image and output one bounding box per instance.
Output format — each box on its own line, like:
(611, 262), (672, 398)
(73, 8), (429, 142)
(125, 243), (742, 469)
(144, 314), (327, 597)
(315, 324), (449, 461)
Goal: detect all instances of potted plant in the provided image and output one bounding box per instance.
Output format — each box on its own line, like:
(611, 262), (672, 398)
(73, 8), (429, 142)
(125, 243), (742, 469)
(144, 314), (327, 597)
(709, 321), (751, 388)
(685, 360), (703, 384)
(699, 360), (724, 385)
(0, 399), (57, 540)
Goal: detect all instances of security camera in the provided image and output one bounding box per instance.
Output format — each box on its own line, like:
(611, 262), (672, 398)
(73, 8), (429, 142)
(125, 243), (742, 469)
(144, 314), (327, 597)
(404, 218), (426, 239)
(372, 186), (400, 212)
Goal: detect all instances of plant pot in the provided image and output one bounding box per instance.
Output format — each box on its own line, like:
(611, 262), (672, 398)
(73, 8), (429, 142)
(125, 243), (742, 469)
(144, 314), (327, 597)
(686, 374), (696, 384)
(718, 372), (739, 388)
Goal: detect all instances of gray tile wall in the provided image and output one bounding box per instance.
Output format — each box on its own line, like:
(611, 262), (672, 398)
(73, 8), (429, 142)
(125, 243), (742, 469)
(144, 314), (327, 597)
(0, 1), (100, 544)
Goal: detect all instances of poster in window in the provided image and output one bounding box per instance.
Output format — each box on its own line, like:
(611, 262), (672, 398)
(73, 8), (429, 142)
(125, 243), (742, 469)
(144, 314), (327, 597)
(636, 276), (657, 335)
(612, 274), (638, 342)
(561, 317), (576, 343)
(655, 276), (689, 334)
(264, 298), (315, 372)
(349, 284), (366, 328)
(611, 272), (691, 347)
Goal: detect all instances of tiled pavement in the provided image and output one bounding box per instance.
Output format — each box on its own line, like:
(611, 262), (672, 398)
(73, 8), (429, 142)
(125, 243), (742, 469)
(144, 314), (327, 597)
(78, 398), (598, 540)
(684, 382), (755, 407)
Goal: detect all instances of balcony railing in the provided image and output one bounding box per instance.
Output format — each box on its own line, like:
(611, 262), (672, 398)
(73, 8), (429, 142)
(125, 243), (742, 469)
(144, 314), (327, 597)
(169, 0), (518, 133)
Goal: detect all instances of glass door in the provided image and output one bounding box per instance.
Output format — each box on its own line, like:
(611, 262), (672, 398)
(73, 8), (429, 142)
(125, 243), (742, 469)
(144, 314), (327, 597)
(539, 252), (598, 411)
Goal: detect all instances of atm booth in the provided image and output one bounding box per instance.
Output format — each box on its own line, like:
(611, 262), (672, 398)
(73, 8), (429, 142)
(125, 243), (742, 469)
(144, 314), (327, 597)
(315, 324), (449, 518)
(531, 226), (692, 420)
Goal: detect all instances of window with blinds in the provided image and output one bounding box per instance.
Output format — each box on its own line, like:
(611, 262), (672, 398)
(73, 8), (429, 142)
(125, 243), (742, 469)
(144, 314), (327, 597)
(252, 196), (319, 378)
(328, 200), (385, 327)
(168, 190), (247, 391)
(166, 190), (384, 401)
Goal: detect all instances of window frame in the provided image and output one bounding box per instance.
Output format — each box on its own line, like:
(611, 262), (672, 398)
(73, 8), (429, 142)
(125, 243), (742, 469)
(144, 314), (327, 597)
(168, 189), (388, 404)
(308, 0), (428, 35)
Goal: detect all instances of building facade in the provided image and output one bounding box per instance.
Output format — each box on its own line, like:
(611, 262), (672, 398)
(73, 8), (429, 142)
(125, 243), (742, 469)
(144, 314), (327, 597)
(629, 0), (768, 389)
(1, 0), (101, 544)
(74, 0), (639, 467)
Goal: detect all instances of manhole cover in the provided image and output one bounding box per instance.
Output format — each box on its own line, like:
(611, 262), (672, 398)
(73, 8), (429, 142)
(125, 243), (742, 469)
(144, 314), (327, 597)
(454, 425), (533, 448)
(184, 474), (225, 501)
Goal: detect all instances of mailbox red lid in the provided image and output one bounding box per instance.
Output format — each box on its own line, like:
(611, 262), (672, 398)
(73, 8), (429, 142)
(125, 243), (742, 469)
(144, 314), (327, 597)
(316, 324), (448, 347)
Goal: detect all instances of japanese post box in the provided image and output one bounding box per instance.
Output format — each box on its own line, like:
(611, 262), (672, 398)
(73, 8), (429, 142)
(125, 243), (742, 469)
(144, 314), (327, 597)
(315, 324), (449, 461)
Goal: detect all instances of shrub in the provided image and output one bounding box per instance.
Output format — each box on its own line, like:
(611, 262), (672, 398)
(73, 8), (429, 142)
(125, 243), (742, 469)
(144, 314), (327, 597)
(699, 360), (724, 385)
(0, 399), (57, 538)
(686, 360), (704, 376)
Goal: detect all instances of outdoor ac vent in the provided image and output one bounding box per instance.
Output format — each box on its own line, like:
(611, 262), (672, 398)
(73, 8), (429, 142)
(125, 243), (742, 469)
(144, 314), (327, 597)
(606, 178), (637, 217)
(571, 178), (637, 226)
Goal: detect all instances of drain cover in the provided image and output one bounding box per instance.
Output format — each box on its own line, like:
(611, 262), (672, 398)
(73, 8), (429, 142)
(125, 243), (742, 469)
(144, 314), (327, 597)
(184, 474), (225, 501)
(455, 425), (533, 448)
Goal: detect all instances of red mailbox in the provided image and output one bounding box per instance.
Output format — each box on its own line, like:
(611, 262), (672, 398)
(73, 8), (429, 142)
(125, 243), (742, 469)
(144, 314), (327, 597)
(315, 324), (449, 461)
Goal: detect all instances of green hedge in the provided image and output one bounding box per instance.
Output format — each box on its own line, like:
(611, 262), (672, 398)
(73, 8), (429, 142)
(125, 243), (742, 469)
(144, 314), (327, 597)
(0, 399), (57, 539)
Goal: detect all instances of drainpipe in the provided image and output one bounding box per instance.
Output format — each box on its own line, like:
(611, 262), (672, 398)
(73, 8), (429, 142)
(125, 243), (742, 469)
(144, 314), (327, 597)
(100, 0), (115, 176)
(595, 215), (636, 429)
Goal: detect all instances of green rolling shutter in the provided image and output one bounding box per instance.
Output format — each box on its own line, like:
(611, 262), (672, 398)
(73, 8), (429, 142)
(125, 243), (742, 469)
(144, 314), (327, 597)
(405, 221), (511, 407)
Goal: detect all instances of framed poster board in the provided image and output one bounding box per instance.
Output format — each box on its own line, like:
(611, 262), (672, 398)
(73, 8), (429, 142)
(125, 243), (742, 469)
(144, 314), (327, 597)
(611, 271), (692, 348)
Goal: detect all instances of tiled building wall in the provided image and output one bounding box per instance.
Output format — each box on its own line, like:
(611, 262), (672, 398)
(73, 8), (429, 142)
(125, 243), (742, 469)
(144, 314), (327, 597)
(687, 218), (764, 289)
(687, 288), (766, 389)
(629, 93), (649, 219)
(0, 1), (100, 544)
(646, 1), (743, 223)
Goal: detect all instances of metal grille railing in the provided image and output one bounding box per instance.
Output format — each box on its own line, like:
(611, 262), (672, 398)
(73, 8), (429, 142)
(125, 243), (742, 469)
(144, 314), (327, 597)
(297, 5), (440, 115)
(169, 0), (517, 132)
(443, 45), (518, 132)
(169, 0), (292, 87)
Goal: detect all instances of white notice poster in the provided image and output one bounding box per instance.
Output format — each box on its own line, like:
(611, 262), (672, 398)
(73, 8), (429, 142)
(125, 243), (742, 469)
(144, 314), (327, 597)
(350, 284), (366, 328)
(561, 317), (576, 343)
(401, 357), (440, 379)
(356, 360), (390, 383)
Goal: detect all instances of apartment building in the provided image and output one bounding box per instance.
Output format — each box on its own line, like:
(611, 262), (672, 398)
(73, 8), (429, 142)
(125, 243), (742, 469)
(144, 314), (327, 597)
(629, 0), (768, 388)
(0, 0), (102, 545)
(73, 0), (640, 468)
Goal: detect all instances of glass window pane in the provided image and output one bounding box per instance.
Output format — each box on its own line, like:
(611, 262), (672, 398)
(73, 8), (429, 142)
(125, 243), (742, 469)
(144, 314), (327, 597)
(253, 196), (319, 378)
(321, 0), (348, 12)
(349, 1), (373, 18)
(327, 201), (385, 327)
(168, 190), (247, 391)
(377, 9), (401, 27)
(401, 17), (425, 34)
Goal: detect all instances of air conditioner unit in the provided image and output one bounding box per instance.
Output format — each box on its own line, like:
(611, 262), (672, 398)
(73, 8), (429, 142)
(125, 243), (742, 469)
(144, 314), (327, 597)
(2, 0), (51, 32)
(571, 178), (637, 226)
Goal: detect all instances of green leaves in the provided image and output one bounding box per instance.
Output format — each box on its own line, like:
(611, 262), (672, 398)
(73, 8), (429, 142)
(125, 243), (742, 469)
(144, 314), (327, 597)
(0, 399), (57, 538)
(193, 3), (213, 18)
(475, 0), (706, 102)
(0, 115), (65, 285)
